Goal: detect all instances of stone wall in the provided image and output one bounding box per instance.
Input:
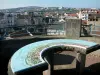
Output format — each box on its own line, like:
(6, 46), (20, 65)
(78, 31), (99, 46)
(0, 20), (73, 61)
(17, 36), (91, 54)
(65, 19), (82, 38)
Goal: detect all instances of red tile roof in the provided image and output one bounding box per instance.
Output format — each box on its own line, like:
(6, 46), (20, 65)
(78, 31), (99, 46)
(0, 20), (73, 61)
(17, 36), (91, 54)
(68, 14), (78, 17)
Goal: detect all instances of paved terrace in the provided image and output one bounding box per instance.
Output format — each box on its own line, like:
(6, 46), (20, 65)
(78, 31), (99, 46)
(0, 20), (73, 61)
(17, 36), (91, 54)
(79, 37), (100, 56)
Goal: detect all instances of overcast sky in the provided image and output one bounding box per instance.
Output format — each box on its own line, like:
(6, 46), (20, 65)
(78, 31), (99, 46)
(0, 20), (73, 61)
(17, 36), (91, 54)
(0, 0), (99, 9)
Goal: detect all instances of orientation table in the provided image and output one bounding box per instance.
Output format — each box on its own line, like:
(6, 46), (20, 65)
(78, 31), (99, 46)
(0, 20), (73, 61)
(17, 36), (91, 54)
(8, 39), (100, 75)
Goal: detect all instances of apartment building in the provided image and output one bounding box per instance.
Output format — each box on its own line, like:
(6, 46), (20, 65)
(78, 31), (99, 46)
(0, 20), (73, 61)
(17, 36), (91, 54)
(78, 9), (100, 25)
(0, 12), (6, 28)
(16, 14), (31, 26)
(87, 14), (100, 25)
(78, 9), (98, 20)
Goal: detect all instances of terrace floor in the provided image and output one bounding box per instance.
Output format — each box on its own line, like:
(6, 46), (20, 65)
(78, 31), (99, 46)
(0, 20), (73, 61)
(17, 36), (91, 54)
(43, 51), (100, 75)
(79, 36), (100, 56)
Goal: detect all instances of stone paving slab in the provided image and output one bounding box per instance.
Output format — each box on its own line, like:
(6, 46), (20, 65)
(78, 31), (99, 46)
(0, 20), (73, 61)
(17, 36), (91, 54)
(79, 37), (100, 57)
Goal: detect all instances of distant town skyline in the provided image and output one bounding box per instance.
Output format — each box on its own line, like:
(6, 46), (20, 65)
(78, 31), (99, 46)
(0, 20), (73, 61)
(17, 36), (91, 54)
(0, 0), (99, 9)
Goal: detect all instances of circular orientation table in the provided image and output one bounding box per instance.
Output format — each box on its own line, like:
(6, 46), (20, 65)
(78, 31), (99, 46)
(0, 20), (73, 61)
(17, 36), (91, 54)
(8, 39), (100, 75)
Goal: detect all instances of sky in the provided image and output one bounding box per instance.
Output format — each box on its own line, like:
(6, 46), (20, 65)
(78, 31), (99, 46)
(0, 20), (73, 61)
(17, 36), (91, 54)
(0, 0), (99, 9)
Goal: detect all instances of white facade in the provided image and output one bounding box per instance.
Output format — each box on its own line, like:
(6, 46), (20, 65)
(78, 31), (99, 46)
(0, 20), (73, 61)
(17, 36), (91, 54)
(4, 13), (17, 26)
(0, 19), (7, 28)
(78, 11), (88, 20)
(78, 9), (99, 21)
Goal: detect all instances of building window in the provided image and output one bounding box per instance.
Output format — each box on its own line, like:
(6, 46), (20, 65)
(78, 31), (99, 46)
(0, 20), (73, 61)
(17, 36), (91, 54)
(90, 19), (92, 21)
(96, 18), (98, 21)
(8, 21), (10, 23)
(82, 14), (84, 16)
(82, 17), (84, 20)
(88, 14), (91, 16)
(85, 17), (87, 20)
(93, 19), (95, 21)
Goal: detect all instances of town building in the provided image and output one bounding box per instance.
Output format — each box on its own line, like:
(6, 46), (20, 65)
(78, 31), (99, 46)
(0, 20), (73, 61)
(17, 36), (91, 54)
(0, 12), (6, 28)
(59, 13), (78, 22)
(6, 13), (16, 26)
(78, 9), (100, 25)
(3, 12), (18, 27)
(16, 14), (31, 26)
(87, 14), (100, 25)
(78, 10), (88, 20)
(29, 12), (43, 25)
(0, 12), (4, 20)
(78, 9), (99, 20)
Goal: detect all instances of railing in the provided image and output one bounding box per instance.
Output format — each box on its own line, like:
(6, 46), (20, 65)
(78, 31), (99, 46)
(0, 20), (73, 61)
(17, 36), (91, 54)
(81, 25), (100, 37)
(0, 23), (65, 39)
(91, 25), (100, 37)
(81, 25), (92, 37)
(2, 23), (100, 39)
